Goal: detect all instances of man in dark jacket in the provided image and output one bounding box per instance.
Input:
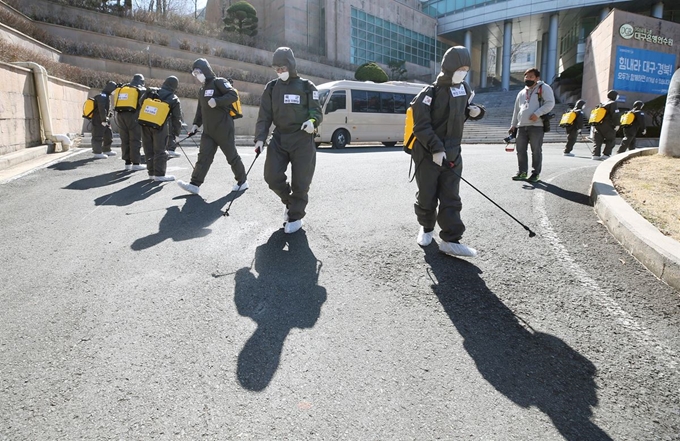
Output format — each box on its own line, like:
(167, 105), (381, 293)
(115, 73), (146, 171)
(592, 90), (620, 160)
(177, 58), (246, 195)
(254, 47), (323, 234)
(410, 46), (484, 258)
(617, 100), (647, 153)
(563, 99), (585, 156)
(91, 81), (118, 159)
(140, 76), (182, 182)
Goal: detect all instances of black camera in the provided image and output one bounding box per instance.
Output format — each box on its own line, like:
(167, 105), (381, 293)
(541, 113), (555, 132)
(504, 127), (518, 143)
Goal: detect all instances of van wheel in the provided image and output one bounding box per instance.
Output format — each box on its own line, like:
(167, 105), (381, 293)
(382, 142), (397, 147)
(331, 129), (349, 149)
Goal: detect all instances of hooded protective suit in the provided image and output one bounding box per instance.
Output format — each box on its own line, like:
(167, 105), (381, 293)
(116, 73), (146, 165)
(593, 90), (619, 157)
(411, 46), (481, 244)
(564, 99), (586, 154)
(254, 47), (323, 225)
(188, 58), (246, 187)
(618, 100), (646, 153)
(91, 80), (117, 154)
(141, 76), (183, 178)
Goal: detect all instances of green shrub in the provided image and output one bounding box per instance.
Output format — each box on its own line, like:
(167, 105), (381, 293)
(355, 62), (388, 83)
(645, 94), (667, 127)
(223, 1), (258, 37)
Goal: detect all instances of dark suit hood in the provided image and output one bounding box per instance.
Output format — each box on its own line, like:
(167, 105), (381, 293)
(161, 76), (179, 93)
(272, 47), (298, 78)
(575, 99), (585, 110)
(192, 58), (216, 79)
(435, 46), (470, 87)
(607, 90), (619, 101)
(102, 81), (117, 95)
(130, 74), (145, 87)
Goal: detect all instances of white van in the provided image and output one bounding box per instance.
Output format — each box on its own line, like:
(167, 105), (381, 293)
(315, 80), (427, 148)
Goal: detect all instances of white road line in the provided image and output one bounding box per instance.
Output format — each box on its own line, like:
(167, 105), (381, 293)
(535, 166), (677, 368)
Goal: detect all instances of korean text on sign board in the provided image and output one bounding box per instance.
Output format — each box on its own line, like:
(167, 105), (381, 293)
(614, 46), (677, 95)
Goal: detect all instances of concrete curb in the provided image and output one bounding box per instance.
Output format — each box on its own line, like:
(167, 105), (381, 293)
(590, 147), (680, 291)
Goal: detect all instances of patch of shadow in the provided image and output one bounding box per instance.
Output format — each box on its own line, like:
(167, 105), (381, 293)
(94, 180), (162, 207)
(234, 230), (326, 391)
(423, 246), (612, 441)
(527, 181), (592, 206)
(48, 156), (97, 171)
(130, 193), (236, 251)
(63, 170), (131, 190)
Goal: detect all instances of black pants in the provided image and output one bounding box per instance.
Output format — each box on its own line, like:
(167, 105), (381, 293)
(593, 125), (616, 156)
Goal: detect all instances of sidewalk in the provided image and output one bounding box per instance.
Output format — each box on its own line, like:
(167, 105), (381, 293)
(590, 147), (680, 291)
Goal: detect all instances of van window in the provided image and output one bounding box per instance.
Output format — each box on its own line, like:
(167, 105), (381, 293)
(326, 90), (346, 114)
(351, 90), (417, 114)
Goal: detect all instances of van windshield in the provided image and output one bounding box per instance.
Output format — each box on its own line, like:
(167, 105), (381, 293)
(318, 89), (330, 106)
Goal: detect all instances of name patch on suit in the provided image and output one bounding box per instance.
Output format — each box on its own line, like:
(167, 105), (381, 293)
(423, 96), (432, 106)
(450, 85), (466, 97)
(204, 90), (214, 97)
(284, 94), (301, 104)
(312, 91), (319, 100)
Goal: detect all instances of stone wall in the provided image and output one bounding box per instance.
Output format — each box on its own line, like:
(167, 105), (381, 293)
(0, 62), (88, 155)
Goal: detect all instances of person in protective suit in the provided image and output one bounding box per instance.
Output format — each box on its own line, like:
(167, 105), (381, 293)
(91, 81), (118, 159)
(563, 99), (586, 156)
(253, 47), (323, 234)
(140, 76), (182, 182)
(592, 90), (620, 160)
(115, 73), (146, 171)
(411, 46), (485, 258)
(177, 58), (246, 195)
(617, 100), (647, 154)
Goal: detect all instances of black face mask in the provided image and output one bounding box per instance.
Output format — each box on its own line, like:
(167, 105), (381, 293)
(524, 79), (536, 87)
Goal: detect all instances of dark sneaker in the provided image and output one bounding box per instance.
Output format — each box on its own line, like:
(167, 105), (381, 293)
(527, 173), (540, 183)
(512, 172), (527, 181)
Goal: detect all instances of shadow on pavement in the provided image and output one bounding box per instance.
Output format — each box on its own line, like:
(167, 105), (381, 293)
(234, 230), (326, 391)
(94, 180), (162, 206)
(63, 170), (131, 190)
(317, 146), (403, 154)
(423, 245), (612, 441)
(48, 156), (97, 171)
(523, 181), (591, 206)
(130, 193), (237, 251)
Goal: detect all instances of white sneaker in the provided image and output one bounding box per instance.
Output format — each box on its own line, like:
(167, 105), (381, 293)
(104, 151), (117, 156)
(232, 181), (249, 192)
(591, 155), (602, 160)
(124, 164), (132, 170)
(563, 152), (575, 157)
(166, 150), (181, 158)
(284, 219), (302, 234)
(601, 155), (610, 160)
(417, 227), (434, 246)
(130, 164), (146, 171)
(177, 180), (199, 195)
(93, 153), (107, 159)
(439, 241), (478, 257)
(154, 175), (175, 182)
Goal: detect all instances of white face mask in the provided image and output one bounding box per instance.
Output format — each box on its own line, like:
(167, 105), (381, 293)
(195, 73), (206, 84)
(277, 71), (290, 81)
(452, 70), (468, 84)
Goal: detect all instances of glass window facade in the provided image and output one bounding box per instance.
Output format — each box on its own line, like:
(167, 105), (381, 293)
(421, 0), (508, 17)
(351, 7), (444, 67)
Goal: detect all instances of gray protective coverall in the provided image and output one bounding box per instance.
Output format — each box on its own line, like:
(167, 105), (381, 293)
(254, 48), (323, 222)
(564, 100), (585, 154)
(190, 58), (246, 187)
(115, 74), (146, 165)
(593, 90), (620, 157)
(141, 76), (182, 177)
(91, 81), (117, 154)
(411, 46), (483, 243)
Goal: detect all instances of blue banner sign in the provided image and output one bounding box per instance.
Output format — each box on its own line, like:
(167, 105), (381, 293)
(614, 46), (676, 94)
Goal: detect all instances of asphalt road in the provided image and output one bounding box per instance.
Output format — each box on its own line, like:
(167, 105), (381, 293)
(1, 142), (679, 440)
